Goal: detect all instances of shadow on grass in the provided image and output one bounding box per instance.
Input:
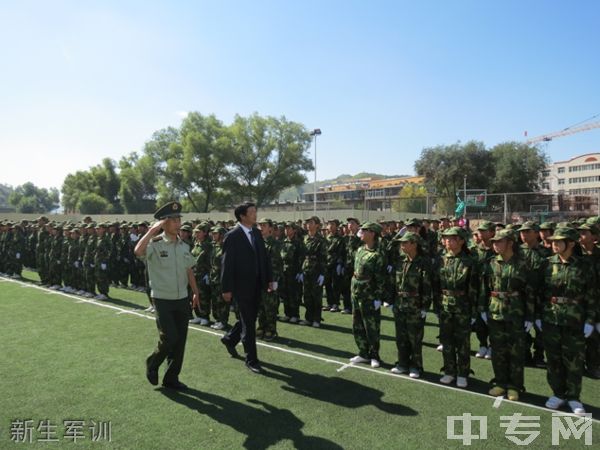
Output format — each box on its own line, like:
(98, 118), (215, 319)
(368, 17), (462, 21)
(318, 322), (396, 342)
(160, 388), (344, 450)
(275, 336), (356, 360)
(261, 361), (418, 416)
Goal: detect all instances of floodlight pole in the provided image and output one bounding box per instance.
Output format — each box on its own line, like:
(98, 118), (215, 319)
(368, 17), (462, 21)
(310, 129), (322, 215)
(463, 175), (467, 219)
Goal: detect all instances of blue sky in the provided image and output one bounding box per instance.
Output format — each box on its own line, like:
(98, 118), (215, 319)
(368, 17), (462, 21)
(1, 0), (599, 190)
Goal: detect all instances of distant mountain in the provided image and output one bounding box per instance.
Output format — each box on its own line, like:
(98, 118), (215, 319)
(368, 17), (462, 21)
(278, 173), (410, 203)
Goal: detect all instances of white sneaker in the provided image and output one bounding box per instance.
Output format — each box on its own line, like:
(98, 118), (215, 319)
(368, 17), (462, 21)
(298, 320), (311, 325)
(545, 396), (566, 410)
(95, 294), (108, 301)
(349, 355), (370, 364)
(189, 317), (204, 324)
(289, 317), (299, 324)
(409, 368), (420, 379)
(130, 284), (137, 289)
(312, 321), (320, 328)
(370, 359), (380, 368)
(211, 322), (225, 330)
(475, 346), (488, 358)
(440, 375), (455, 385)
(436, 344), (444, 352)
(567, 400), (586, 415)
(456, 377), (468, 388)
(391, 366), (408, 374)
(485, 348), (492, 360)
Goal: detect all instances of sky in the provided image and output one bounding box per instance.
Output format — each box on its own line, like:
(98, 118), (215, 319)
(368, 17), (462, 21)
(1, 0), (599, 191)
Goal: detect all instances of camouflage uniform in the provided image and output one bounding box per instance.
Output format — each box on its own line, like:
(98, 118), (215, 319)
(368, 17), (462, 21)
(209, 229), (231, 326)
(542, 228), (597, 402)
(95, 224), (112, 296)
(324, 223), (346, 310)
(190, 227), (213, 321)
(435, 228), (479, 379)
(68, 230), (83, 291)
(480, 232), (535, 392)
(83, 226), (97, 294)
(392, 233), (433, 372)
(48, 228), (64, 287)
(341, 232), (362, 312)
(258, 232), (283, 336)
(60, 230), (73, 288)
(10, 224), (26, 276)
(301, 226), (327, 324)
(351, 223), (386, 360)
(279, 225), (303, 320)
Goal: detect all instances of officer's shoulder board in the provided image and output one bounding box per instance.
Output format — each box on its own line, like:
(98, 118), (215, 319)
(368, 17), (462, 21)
(152, 236), (163, 242)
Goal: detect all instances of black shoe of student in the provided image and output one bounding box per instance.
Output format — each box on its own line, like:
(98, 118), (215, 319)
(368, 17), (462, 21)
(221, 337), (239, 358)
(146, 368), (158, 386)
(162, 380), (188, 391)
(246, 361), (263, 374)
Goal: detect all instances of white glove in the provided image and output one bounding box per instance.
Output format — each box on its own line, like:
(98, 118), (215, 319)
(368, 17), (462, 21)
(336, 264), (343, 276)
(421, 310), (427, 319)
(383, 302), (392, 309)
(100, 263), (107, 271)
(296, 273), (304, 283)
(480, 312), (488, 324)
(535, 319), (542, 331)
(271, 281), (278, 291)
(123, 258), (129, 263)
(386, 265), (393, 274)
(597, 323), (600, 333)
(15, 252), (20, 259)
(584, 323), (594, 338)
(203, 274), (210, 285)
(317, 275), (324, 286)
(524, 321), (533, 333)
(56, 260), (61, 264)
(470, 318), (476, 326)
(90, 263), (95, 268)
(74, 261), (79, 268)
(373, 300), (382, 310)
(130, 233), (139, 242)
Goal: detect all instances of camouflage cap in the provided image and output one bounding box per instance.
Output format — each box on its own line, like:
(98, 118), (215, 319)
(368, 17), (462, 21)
(210, 225), (227, 234)
(304, 215), (321, 225)
(548, 227), (580, 242)
(477, 220), (496, 232)
(36, 215), (49, 222)
(257, 218), (273, 226)
(586, 216), (600, 226)
(556, 221), (575, 229)
(346, 217), (360, 224)
(180, 224), (193, 232)
(96, 222), (109, 229)
(518, 221), (540, 232)
(327, 218), (340, 226)
(539, 221), (556, 230)
(505, 224), (518, 230)
(395, 231), (422, 243)
(405, 218), (421, 227)
(441, 226), (468, 240)
(490, 229), (517, 241)
(86, 223), (96, 229)
(577, 223), (600, 235)
(360, 222), (382, 234)
(193, 221), (211, 232)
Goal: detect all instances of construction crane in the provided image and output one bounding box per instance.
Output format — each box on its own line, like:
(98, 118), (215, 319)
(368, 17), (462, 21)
(525, 116), (600, 144)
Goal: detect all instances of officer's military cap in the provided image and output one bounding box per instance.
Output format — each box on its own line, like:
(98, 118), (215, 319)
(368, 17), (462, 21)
(211, 226), (227, 235)
(327, 218), (340, 226)
(405, 218), (421, 227)
(395, 231), (422, 243)
(258, 218), (274, 226)
(490, 229), (517, 241)
(360, 222), (382, 234)
(577, 223), (600, 235)
(477, 220), (496, 232)
(180, 224), (193, 232)
(518, 221), (540, 232)
(441, 226), (468, 240)
(153, 201), (183, 220)
(548, 227), (580, 242)
(539, 221), (556, 230)
(304, 216), (321, 225)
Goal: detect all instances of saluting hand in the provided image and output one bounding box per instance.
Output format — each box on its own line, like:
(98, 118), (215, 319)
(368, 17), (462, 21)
(148, 219), (166, 236)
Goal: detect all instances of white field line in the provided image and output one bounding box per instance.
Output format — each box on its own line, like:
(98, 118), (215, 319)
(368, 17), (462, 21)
(2, 276), (598, 424)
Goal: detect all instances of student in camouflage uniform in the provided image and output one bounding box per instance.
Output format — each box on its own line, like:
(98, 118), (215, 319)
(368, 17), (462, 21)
(480, 229), (535, 401)
(473, 220), (496, 360)
(209, 226), (231, 330)
(578, 221), (600, 379)
(324, 219), (346, 312)
(542, 227), (596, 415)
(341, 218), (362, 314)
(68, 227), (83, 293)
(300, 216), (326, 327)
(435, 226), (479, 388)
(189, 222), (213, 325)
(82, 224), (97, 297)
(279, 222), (303, 323)
(108, 222), (120, 286)
(10, 221), (26, 278)
(349, 222), (386, 368)
(257, 218), (283, 340)
(118, 223), (133, 287)
(60, 227), (73, 291)
(390, 231), (433, 378)
(95, 223), (112, 300)
(48, 224), (64, 289)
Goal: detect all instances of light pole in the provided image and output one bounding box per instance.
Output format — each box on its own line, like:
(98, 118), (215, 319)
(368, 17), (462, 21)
(310, 128), (322, 215)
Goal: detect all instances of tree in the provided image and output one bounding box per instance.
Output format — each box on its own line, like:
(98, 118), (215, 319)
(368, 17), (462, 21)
(118, 153), (158, 213)
(489, 142), (548, 192)
(77, 192), (110, 214)
(226, 114), (313, 206)
(89, 158), (121, 212)
(392, 184), (429, 213)
(8, 182), (59, 213)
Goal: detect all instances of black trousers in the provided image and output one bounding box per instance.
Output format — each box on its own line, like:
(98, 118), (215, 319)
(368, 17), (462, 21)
(223, 286), (260, 364)
(146, 298), (190, 384)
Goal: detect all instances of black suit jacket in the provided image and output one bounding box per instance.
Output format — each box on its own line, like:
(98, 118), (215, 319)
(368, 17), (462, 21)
(221, 224), (272, 302)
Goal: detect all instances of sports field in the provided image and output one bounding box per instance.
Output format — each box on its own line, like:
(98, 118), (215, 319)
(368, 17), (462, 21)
(1, 271), (598, 449)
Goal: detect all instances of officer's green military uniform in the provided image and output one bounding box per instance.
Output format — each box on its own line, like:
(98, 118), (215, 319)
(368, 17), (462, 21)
(301, 217), (327, 324)
(543, 227), (596, 405)
(324, 219), (346, 311)
(279, 222), (303, 321)
(351, 222), (386, 362)
(435, 227), (479, 381)
(480, 229), (535, 394)
(190, 222), (213, 323)
(392, 232), (433, 374)
(257, 219), (283, 338)
(94, 223), (111, 297)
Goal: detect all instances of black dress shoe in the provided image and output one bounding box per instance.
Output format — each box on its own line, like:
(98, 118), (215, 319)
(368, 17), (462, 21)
(246, 361), (262, 374)
(221, 337), (239, 358)
(162, 380), (188, 390)
(146, 368), (158, 386)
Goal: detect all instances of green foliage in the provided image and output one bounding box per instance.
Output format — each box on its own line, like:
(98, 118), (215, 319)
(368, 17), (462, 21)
(0, 183), (14, 208)
(61, 159), (122, 213)
(77, 192), (111, 214)
(392, 183), (428, 213)
(8, 182), (59, 213)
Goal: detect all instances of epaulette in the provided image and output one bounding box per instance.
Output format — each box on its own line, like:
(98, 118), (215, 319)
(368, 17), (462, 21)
(152, 236), (163, 242)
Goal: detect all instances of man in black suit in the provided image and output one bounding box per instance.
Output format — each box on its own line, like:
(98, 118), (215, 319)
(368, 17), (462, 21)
(220, 202), (274, 373)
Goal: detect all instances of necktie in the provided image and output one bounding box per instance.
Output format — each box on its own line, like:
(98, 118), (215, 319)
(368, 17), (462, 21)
(249, 230), (256, 249)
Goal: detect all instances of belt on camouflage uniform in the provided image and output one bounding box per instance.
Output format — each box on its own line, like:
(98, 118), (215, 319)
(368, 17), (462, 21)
(490, 291), (520, 299)
(442, 289), (465, 296)
(397, 291), (419, 297)
(353, 274), (371, 283)
(550, 296), (579, 305)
